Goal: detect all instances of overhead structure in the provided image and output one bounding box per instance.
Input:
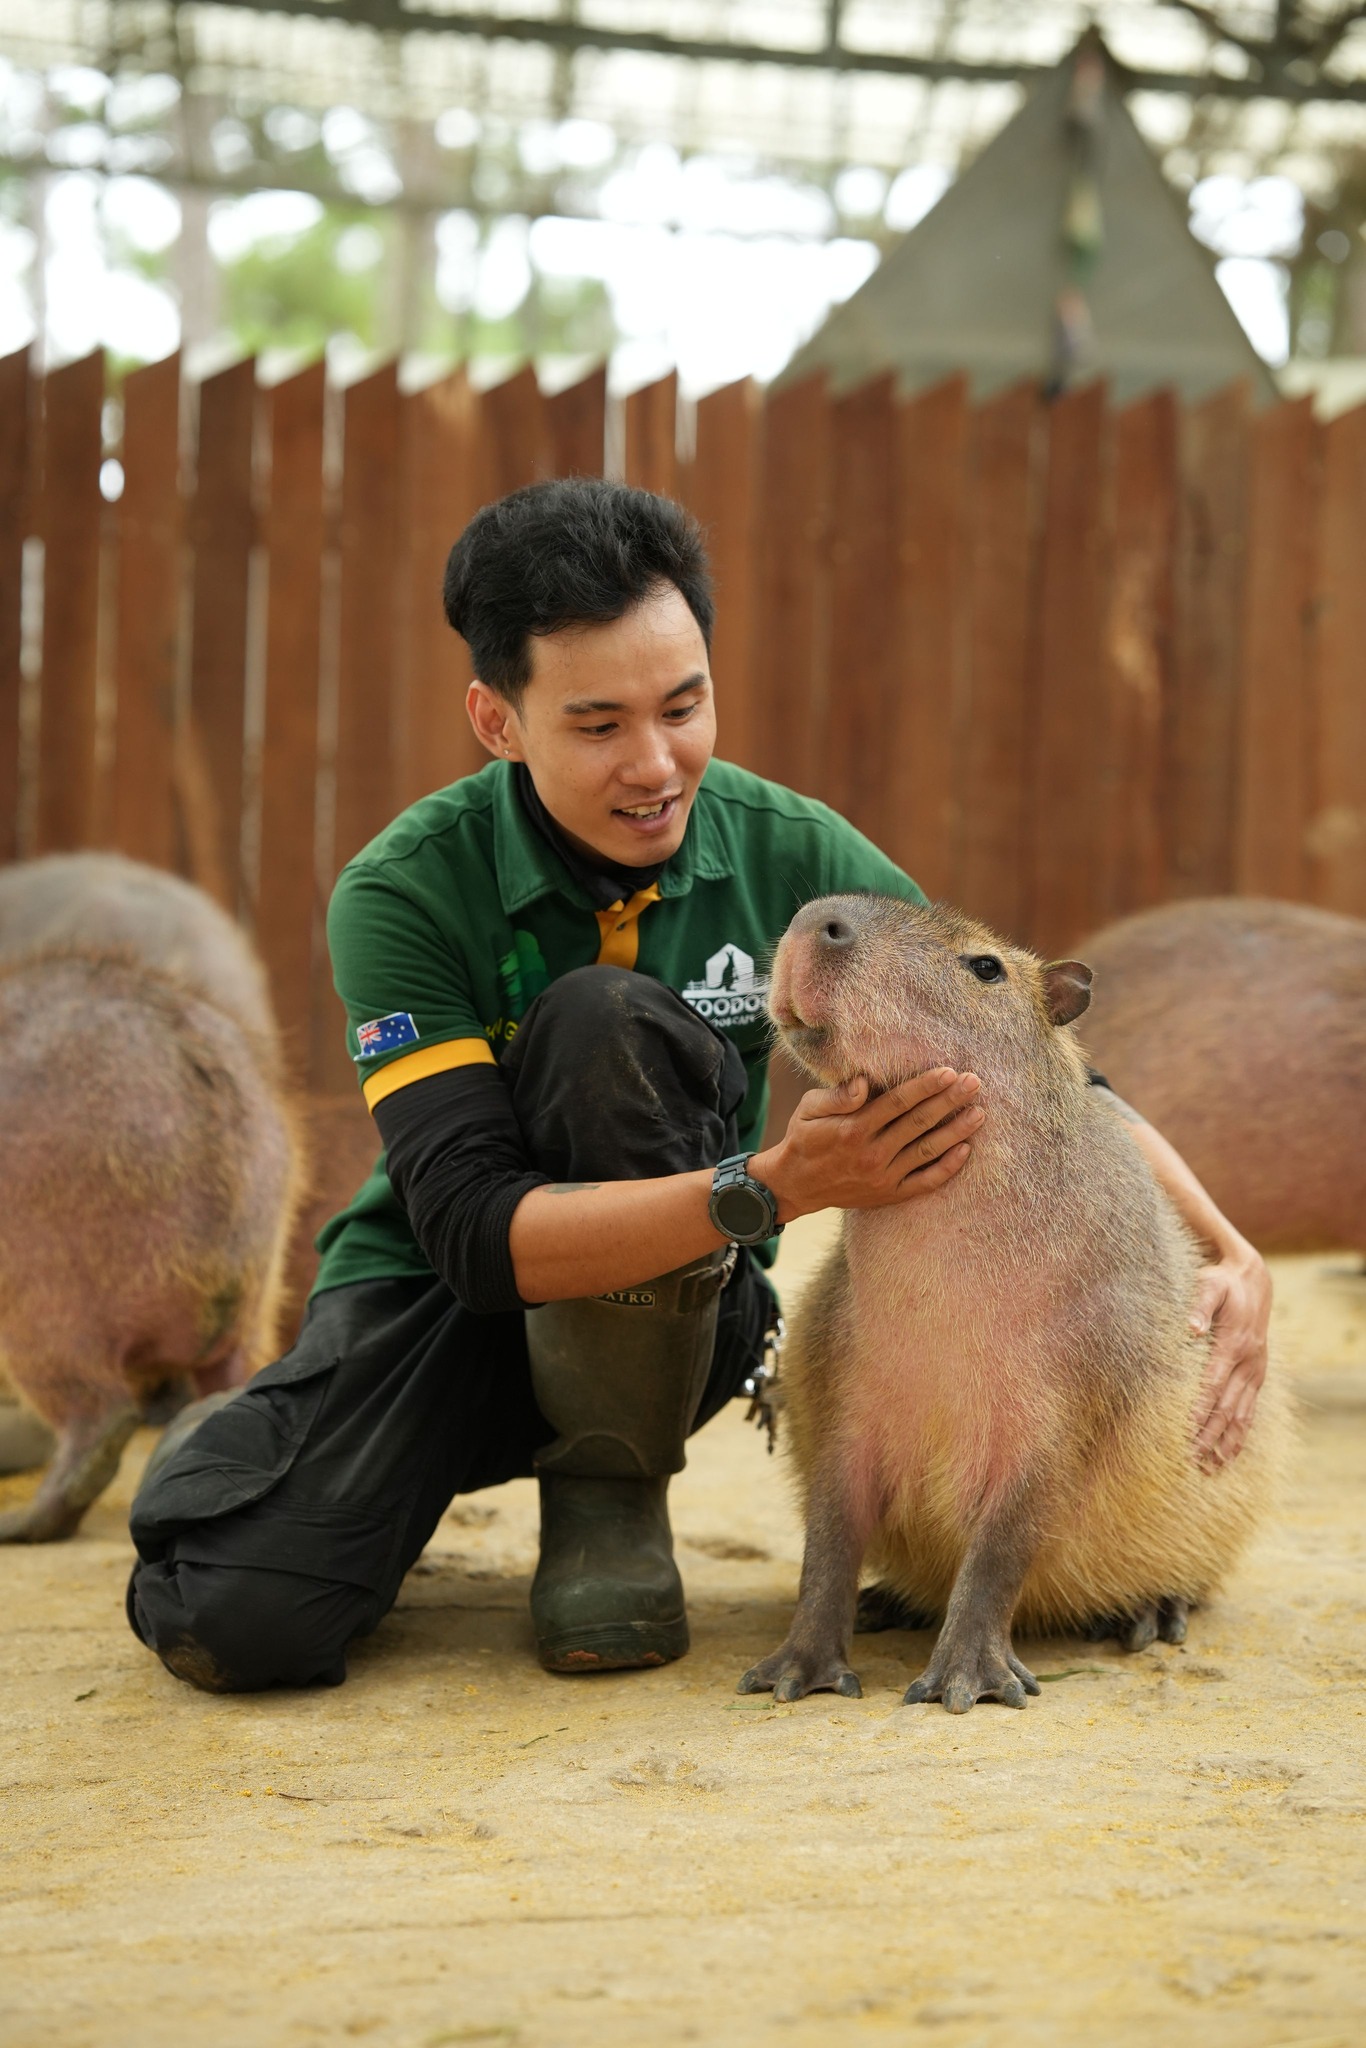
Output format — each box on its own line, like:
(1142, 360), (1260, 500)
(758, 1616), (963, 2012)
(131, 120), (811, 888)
(785, 34), (1280, 404)
(0, 1), (1365, 236)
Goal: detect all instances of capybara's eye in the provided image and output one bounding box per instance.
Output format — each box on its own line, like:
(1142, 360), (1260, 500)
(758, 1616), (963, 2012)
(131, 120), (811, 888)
(963, 954), (1005, 983)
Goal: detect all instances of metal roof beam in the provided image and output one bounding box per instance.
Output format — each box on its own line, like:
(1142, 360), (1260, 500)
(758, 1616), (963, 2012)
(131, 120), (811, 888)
(123, 0), (1366, 105)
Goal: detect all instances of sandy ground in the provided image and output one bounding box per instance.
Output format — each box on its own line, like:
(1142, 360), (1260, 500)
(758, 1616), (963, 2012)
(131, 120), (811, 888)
(3, 1212), (1365, 2048)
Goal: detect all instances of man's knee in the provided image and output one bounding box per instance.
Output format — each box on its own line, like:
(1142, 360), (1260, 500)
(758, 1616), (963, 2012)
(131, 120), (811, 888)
(528, 963), (680, 1036)
(507, 963), (746, 1158)
(128, 1557), (369, 1693)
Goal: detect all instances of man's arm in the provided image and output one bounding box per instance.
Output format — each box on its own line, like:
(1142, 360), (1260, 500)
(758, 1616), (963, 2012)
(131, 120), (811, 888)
(1100, 1088), (1271, 1471)
(509, 1068), (984, 1301)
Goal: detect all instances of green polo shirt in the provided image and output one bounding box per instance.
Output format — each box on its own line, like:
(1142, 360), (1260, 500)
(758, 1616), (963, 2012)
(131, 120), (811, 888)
(313, 756), (924, 1294)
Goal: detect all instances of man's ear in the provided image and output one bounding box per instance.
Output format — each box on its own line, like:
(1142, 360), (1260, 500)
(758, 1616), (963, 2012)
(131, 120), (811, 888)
(466, 678), (520, 762)
(1042, 959), (1093, 1026)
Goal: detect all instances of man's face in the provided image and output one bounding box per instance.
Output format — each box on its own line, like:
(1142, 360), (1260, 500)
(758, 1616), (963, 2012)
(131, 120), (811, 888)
(469, 584), (716, 868)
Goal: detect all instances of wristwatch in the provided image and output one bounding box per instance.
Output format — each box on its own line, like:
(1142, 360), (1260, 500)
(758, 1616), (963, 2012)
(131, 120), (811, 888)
(708, 1154), (783, 1246)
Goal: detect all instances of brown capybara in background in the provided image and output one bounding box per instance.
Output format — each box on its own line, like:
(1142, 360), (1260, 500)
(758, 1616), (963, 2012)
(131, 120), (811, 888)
(740, 896), (1291, 1713)
(1080, 897), (1366, 1256)
(0, 851), (278, 1053)
(0, 901), (301, 1541)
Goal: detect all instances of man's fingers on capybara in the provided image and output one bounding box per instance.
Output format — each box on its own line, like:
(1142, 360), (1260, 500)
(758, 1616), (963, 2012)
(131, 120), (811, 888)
(863, 1069), (965, 1134)
(897, 1144), (972, 1198)
(894, 1107), (982, 1174)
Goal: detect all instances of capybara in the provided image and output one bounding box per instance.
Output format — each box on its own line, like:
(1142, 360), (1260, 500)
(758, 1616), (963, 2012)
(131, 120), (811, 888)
(0, 876), (301, 1540)
(1080, 897), (1366, 1256)
(0, 850), (278, 1051)
(740, 896), (1291, 1712)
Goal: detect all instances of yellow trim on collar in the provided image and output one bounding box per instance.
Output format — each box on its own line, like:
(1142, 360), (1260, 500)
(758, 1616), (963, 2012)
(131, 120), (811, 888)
(594, 883), (662, 971)
(361, 1036), (495, 1110)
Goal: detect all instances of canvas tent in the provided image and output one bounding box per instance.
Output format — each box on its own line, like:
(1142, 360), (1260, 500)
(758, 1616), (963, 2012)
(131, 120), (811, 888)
(784, 36), (1278, 405)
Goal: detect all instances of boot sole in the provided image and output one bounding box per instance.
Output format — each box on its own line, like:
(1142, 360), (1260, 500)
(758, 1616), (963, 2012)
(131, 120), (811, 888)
(537, 1616), (689, 1674)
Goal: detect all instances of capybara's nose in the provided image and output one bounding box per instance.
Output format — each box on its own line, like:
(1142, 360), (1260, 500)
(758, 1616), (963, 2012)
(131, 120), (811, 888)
(787, 896), (870, 954)
(815, 916), (855, 952)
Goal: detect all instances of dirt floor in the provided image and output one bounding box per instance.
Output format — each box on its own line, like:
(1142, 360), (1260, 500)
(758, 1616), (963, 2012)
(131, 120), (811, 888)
(3, 1211), (1365, 2048)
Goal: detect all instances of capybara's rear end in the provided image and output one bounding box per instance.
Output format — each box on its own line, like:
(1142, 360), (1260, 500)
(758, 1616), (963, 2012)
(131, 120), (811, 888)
(741, 895), (1291, 1713)
(1081, 897), (1366, 1254)
(0, 922), (300, 1541)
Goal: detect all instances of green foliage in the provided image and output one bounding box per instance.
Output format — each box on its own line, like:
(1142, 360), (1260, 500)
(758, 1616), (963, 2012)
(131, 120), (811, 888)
(220, 208), (387, 356)
(216, 202), (618, 367)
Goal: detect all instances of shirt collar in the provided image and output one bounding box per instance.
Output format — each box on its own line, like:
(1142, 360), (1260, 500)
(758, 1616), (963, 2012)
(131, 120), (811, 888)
(491, 758), (734, 917)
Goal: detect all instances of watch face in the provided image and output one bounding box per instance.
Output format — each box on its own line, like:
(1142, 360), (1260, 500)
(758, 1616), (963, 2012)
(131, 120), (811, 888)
(714, 1182), (767, 1239)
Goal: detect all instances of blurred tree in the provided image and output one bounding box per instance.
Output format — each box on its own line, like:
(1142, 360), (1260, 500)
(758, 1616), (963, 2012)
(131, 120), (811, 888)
(1288, 154), (1366, 358)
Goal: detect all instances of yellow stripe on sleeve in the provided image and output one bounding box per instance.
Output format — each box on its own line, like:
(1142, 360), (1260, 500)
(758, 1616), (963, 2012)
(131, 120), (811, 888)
(361, 1036), (495, 1110)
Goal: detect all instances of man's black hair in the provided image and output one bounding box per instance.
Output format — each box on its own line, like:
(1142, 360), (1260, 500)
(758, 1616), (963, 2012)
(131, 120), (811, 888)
(442, 476), (714, 706)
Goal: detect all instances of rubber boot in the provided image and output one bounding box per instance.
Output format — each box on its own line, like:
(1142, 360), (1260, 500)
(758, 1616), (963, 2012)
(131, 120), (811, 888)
(526, 1248), (732, 1674)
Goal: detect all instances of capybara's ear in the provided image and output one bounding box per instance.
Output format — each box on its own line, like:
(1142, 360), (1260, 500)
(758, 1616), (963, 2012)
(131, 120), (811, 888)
(1042, 959), (1093, 1026)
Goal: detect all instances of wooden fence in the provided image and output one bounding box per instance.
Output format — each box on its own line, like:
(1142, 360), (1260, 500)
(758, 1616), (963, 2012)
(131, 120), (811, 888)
(1, 346), (1363, 1090)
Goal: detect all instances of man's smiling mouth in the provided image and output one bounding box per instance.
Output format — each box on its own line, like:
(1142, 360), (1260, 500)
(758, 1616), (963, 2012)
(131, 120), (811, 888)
(613, 795), (681, 824)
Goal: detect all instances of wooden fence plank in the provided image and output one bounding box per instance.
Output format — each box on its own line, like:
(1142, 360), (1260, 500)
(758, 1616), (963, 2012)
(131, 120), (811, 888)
(1098, 388), (1178, 922)
(750, 374), (829, 797)
(35, 351), (103, 853)
(823, 375), (897, 842)
(187, 356), (256, 908)
(110, 353), (181, 871)
(334, 363), (400, 872)
(890, 375), (968, 897)
(480, 363), (548, 499)
(0, 346), (28, 863)
(956, 382), (1040, 938)
(546, 365), (606, 479)
(1168, 381), (1250, 898)
(1308, 400), (1366, 914)
(315, 362), (402, 1091)
(1234, 395), (1318, 900)
(1025, 380), (1111, 955)
(624, 373), (678, 498)
(687, 378), (759, 771)
(395, 368), (488, 814)
(256, 362), (325, 1078)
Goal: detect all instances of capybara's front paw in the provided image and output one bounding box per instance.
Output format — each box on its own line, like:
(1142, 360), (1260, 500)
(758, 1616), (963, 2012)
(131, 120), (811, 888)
(738, 1642), (863, 1702)
(903, 1635), (1040, 1713)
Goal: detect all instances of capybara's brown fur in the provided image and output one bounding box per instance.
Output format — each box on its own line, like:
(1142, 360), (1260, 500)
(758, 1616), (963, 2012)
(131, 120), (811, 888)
(0, 861), (302, 1540)
(743, 895), (1290, 1712)
(0, 851), (277, 1051)
(1080, 897), (1366, 1255)
(277, 1092), (382, 1346)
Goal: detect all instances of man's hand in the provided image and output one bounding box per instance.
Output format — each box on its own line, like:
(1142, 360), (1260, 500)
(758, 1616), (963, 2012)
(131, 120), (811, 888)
(1189, 1242), (1272, 1472)
(750, 1069), (983, 1225)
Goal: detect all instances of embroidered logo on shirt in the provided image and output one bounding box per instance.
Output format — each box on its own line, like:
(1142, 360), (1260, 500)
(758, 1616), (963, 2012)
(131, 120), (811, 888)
(680, 942), (770, 1028)
(355, 1011), (419, 1059)
(497, 930), (550, 1021)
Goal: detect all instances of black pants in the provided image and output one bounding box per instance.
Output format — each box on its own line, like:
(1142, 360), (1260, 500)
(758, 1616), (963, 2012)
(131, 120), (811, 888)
(127, 967), (776, 1692)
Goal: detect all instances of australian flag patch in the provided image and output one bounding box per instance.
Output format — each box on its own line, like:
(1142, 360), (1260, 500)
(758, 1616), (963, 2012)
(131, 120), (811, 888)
(355, 1011), (419, 1060)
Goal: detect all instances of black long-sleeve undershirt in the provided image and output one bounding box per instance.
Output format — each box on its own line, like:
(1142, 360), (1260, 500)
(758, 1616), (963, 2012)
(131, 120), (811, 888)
(374, 1065), (546, 1316)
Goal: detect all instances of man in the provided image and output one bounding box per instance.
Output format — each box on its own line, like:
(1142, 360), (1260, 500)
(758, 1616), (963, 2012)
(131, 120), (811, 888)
(126, 478), (1270, 1693)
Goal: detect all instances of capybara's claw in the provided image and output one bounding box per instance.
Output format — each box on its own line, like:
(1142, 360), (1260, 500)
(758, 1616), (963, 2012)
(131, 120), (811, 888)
(1088, 1597), (1191, 1651)
(903, 1641), (1038, 1712)
(738, 1644), (862, 1701)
